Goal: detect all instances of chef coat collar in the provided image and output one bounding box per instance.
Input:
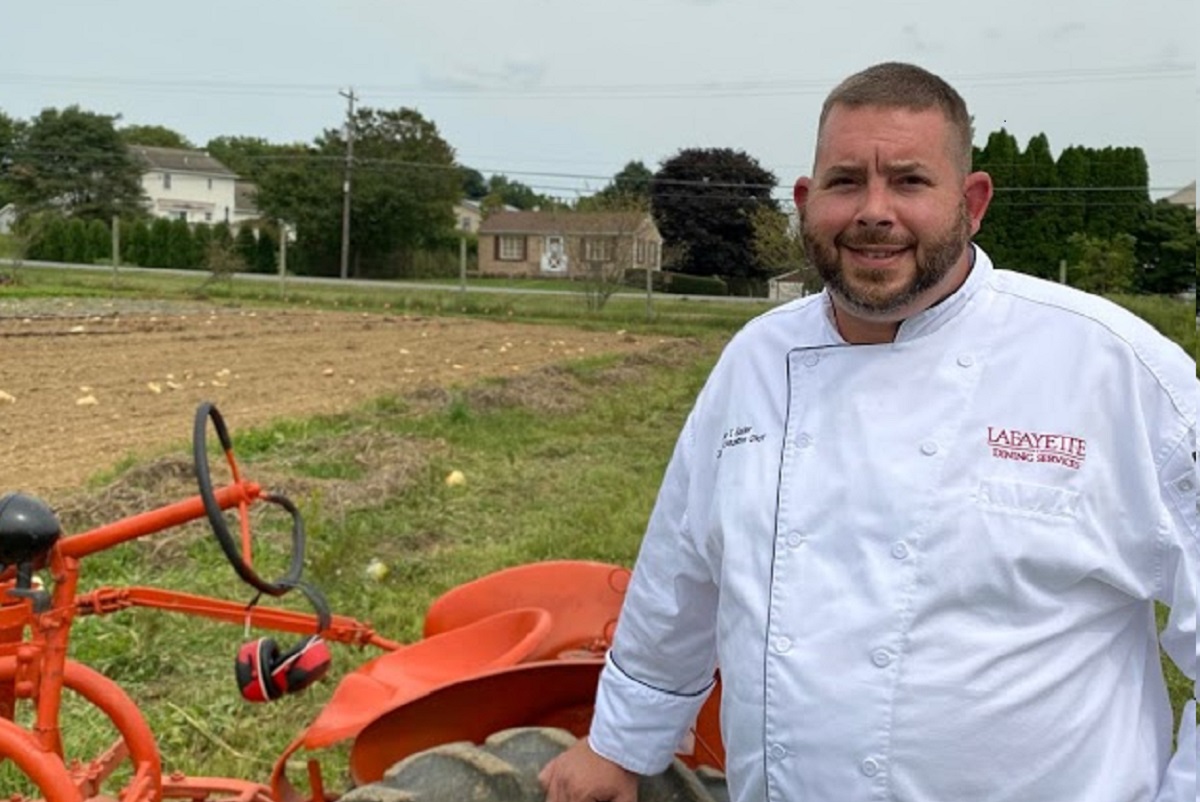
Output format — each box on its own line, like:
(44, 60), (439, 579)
(822, 243), (991, 345)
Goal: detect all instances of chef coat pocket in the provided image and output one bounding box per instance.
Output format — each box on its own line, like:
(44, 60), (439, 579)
(975, 478), (1080, 521)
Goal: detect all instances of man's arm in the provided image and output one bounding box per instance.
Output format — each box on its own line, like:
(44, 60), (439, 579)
(1152, 427), (1197, 802)
(542, 408), (722, 797)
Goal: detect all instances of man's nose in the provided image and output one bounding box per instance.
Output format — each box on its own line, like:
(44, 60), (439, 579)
(854, 180), (894, 228)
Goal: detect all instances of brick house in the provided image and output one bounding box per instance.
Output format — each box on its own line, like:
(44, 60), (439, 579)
(477, 211), (662, 279)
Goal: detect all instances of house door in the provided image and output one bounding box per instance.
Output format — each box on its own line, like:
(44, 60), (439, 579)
(541, 236), (567, 274)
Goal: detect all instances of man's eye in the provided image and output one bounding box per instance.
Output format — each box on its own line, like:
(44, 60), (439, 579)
(898, 175), (930, 186)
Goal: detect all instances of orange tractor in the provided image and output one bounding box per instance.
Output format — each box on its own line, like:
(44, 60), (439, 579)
(0, 403), (726, 801)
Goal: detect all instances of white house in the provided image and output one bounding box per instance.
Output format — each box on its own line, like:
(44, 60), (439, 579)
(130, 146), (239, 225)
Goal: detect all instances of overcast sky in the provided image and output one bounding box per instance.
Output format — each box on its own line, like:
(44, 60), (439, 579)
(3, 0), (1195, 203)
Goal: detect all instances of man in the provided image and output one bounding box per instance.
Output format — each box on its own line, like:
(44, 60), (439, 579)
(540, 62), (1197, 801)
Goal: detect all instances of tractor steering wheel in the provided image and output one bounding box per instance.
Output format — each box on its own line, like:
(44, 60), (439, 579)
(193, 402), (306, 597)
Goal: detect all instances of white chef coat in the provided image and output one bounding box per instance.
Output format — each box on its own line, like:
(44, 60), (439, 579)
(589, 246), (1198, 802)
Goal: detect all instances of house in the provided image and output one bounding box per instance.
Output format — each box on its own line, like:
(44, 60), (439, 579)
(477, 210), (662, 279)
(1164, 181), (1197, 230)
(0, 203), (16, 235)
(130, 146), (239, 225)
(453, 200), (484, 234)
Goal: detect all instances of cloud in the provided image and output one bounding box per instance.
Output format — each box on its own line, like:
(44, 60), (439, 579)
(420, 59), (547, 92)
(901, 24), (941, 53)
(1044, 21), (1086, 41)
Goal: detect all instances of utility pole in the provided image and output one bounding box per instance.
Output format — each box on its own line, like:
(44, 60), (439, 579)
(338, 87), (357, 280)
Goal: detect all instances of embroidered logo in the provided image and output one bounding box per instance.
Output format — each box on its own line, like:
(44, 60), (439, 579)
(716, 425), (766, 459)
(987, 427), (1087, 470)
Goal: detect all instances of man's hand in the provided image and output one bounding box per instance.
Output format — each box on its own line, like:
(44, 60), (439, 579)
(539, 738), (638, 802)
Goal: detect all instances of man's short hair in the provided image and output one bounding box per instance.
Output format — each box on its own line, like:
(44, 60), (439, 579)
(819, 62), (974, 173)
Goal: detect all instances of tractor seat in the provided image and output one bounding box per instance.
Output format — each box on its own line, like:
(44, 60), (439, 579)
(300, 606), (552, 749)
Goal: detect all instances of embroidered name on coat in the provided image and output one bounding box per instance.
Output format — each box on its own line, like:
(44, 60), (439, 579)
(987, 427), (1087, 470)
(717, 425), (766, 459)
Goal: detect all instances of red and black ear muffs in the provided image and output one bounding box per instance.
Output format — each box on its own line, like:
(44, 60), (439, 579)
(236, 581), (332, 703)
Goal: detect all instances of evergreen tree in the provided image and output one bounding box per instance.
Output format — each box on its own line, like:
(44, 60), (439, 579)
(253, 227), (277, 273)
(63, 219), (89, 263)
(167, 218), (193, 268)
(125, 219), (151, 266)
(191, 223), (213, 269)
(972, 130), (1022, 269)
(235, 225), (258, 270)
(148, 218), (172, 267)
(1132, 200), (1196, 295)
(85, 218), (110, 262)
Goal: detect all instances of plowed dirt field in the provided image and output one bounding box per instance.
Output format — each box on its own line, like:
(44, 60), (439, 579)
(0, 300), (667, 499)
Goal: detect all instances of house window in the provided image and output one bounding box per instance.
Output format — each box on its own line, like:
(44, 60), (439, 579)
(207, 178), (213, 190)
(176, 211), (187, 221)
(497, 235), (526, 261)
(635, 239), (647, 265)
(204, 212), (213, 222)
(583, 237), (614, 261)
(163, 173), (172, 190)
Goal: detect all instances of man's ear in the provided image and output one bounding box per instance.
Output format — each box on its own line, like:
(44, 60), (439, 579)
(793, 177), (812, 211)
(963, 171), (994, 236)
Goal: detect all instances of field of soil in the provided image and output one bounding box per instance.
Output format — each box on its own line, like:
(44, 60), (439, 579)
(0, 299), (668, 499)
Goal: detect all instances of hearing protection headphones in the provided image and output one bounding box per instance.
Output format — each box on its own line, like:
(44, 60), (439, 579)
(235, 580), (333, 703)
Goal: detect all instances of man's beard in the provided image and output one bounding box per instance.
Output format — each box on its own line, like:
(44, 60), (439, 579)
(802, 203), (971, 317)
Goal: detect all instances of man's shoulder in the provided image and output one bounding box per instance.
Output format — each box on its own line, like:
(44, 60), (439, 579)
(985, 268), (1195, 413)
(737, 292), (829, 343)
(987, 269), (1176, 350)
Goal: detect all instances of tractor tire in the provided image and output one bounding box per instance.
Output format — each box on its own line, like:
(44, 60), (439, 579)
(341, 727), (728, 802)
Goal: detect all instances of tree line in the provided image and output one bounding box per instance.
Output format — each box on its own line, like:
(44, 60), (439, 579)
(0, 104), (1193, 296)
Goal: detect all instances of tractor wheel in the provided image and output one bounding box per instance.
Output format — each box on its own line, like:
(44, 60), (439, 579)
(340, 727), (728, 802)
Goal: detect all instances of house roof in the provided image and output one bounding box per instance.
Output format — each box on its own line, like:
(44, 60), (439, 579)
(130, 146), (237, 177)
(1165, 181), (1195, 209)
(479, 210), (655, 236)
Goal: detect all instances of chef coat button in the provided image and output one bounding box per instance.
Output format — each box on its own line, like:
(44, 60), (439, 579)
(860, 757), (882, 777)
(956, 354), (975, 368)
(785, 531), (805, 548)
(891, 541), (910, 560)
(1177, 477), (1194, 492)
(871, 649), (893, 668)
(802, 353), (820, 368)
(920, 441), (938, 456)
(796, 433), (813, 449)
(774, 637), (792, 654)
(769, 744), (787, 761)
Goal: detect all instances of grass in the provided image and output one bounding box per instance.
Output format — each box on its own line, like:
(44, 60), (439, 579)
(0, 267), (1194, 796)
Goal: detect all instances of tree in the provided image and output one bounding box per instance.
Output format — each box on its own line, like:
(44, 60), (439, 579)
(650, 147), (778, 289)
(459, 167), (488, 200)
(1132, 200), (1196, 295)
(85, 218), (110, 262)
(205, 136), (298, 182)
(6, 106), (145, 221)
(483, 174), (553, 211)
(0, 110), (24, 207)
(751, 206), (819, 293)
(119, 124), (194, 149)
(254, 107), (462, 278)
(1066, 232), (1137, 295)
(578, 161), (654, 211)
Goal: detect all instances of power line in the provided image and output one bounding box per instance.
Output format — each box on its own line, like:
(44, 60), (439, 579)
(0, 64), (1189, 102)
